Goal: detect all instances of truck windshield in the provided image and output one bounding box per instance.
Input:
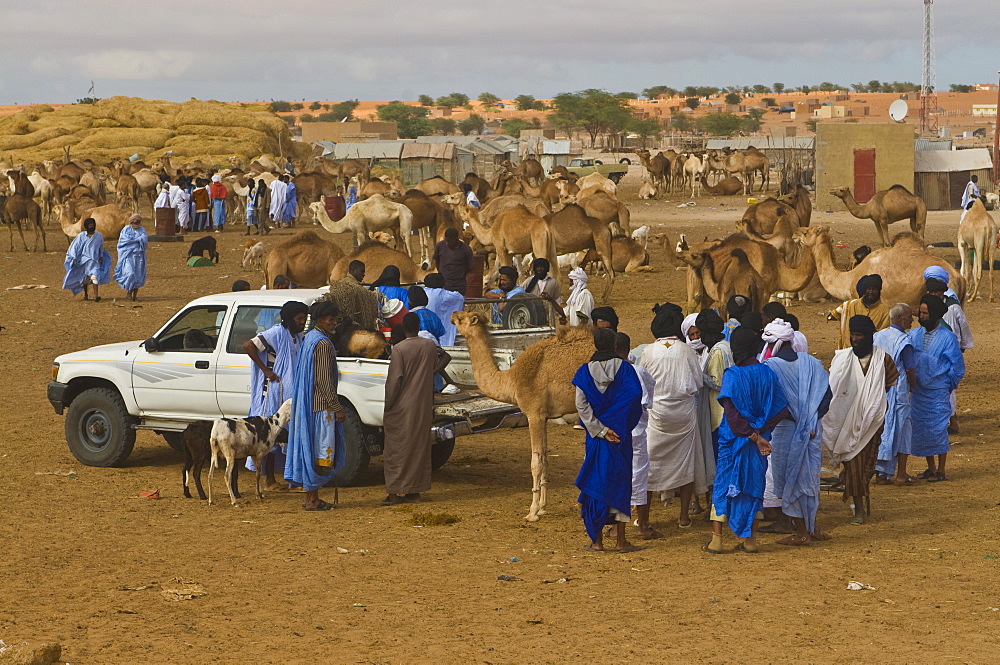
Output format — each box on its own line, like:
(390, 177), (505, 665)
(157, 305), (227, 352)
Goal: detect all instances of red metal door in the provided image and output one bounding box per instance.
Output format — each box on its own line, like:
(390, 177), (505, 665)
(854, 149), (876, 203)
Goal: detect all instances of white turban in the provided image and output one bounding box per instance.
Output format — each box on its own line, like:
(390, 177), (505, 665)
(568, 267), (588, 301)
(681, 312), (705, 353)
(212, 174), (222, 183)
(762, 317), (795, 354)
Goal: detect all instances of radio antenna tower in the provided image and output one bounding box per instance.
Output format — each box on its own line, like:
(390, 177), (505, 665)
(919, 0), (938, 134)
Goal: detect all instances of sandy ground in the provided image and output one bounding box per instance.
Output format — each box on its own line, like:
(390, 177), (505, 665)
(2, 175), (999, 664)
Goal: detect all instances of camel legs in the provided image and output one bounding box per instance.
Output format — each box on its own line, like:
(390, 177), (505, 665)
(524, 413), (548, 521)
(10, 222), (29, 252)
(876, 222), (891, 248)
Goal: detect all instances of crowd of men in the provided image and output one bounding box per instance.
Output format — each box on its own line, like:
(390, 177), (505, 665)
(573, 267), (968, 553)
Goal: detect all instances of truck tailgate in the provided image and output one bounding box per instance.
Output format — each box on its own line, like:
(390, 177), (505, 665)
(432, 391), (526, 439)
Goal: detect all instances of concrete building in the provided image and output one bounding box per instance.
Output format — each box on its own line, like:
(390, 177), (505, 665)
(815, 123), (915, 210)
(300, 121), (397, 143)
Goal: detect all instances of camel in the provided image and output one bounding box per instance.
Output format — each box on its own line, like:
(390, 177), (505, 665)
(577, 189), (632, 236)
(3, 194), (45, 252)
(776, 184), (812, 227)
(390, 188), (445, 264)
(798, 225), (964, 306)
(414, 175), (461, 198)
(743, 147), (770, 192)
(741, 198), (803, 237)
(682, 153), (706, 197)
(452, 310), (594, 521)
(79, 171), (106, 205)
(957, 199), (996, 302)
(131, 169), (160, 218)
(699, 174), (743, 196)
(830, 185), (927, 246)
(706, 149), (754, 194)
(736, 205), (800, 258)
(638, 181), (657, 199)
(634, 149), (670, 193)
(359, 176), (403, 201)
(575, 172), (616, 197)
(501, 158), (544, 186)
(113, 169), (139, 213)
(55, 202), (131, 243)
(545, 204), (616, 299)
(478, 194), (550, 228)
(7, 171), (35, 199)
(512, 176), (576, 211)
(444, 194), (558, 286)
(310, 194), (414, 257)
(717, 249), (765, 317)
(329, 241), (432, 283)
(27, 172), (55, 225)
(292, 172), (338, 208)
(678, 234), (816, 312)
(263, 230), (345, 288)
(579, 236), (651, 274)
(463, 173), (495, 203)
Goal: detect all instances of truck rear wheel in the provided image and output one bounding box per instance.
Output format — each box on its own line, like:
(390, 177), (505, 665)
(431, 439), (455, 470)
(65, 387), (136, 467)
(159, 431), (185, 453)
(328, 403), (371, 487)
(609, 172), (624, 184)
(618, 157), (632, 165)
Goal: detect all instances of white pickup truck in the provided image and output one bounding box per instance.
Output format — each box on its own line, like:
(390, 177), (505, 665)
(47, 289), (547, 485)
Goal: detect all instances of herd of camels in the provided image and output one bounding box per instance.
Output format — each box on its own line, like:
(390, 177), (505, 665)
(3, 146), (998, 521)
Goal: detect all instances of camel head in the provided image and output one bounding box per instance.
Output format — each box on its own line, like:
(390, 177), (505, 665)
(368, 231), (396, 248)
(451, 310), (486, 335)
(796, 225), (830, 248)
(677, 248), (707, 269)
(830, 186), (851, 199)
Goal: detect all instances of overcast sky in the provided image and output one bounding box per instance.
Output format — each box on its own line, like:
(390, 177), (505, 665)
(3, 0), (998, 105)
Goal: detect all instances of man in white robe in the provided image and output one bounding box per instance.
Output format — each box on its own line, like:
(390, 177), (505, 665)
(616, 332), (659, 540)
(639, 303), (703, 529)
(269, 177), (287, 225)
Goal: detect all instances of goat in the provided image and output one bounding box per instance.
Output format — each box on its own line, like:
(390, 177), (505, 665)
(208, 399), (292, 506)
(182, 420), (240, 500)
(242, 241), (265, 271)
(188, 235), (219, 263)
(631, 224), (650, 250)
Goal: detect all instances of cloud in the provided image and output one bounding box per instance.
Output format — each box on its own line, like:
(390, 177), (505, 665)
(70, 50), (197, 80)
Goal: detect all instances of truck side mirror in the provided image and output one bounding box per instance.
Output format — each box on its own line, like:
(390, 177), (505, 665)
(142, 337), (159, 352)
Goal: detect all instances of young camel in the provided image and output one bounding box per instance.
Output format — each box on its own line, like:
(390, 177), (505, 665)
(3, 193), (45, 252)
(957, 199), (996, 302)
(830, 185), (927, 247)
(452, 310), (594, 521)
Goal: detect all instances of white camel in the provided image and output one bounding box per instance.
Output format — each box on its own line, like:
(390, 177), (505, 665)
(957, 199), (997, 302)
(310, 194), (415, 257)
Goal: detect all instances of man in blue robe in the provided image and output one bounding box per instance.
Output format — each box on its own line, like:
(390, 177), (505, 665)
(62, 218), (112, 301)
(407, 285), (446, 343)
(909, 295), (965, 482)
(114, 214), (148, 301)
(761, 318), (832, 545)
(574, 328), (643, 553)
(283, 175), (298, 226)
(285, 300), (345, 510)
(874, 303), (917, 484)
(708, 327), (789, 554)
(423, 273), (465, 346)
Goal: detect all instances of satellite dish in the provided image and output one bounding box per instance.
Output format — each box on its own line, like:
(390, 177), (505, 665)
(889, 99), (909, 122)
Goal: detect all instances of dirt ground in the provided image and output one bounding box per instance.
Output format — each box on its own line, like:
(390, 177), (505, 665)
(2, 175), (999, 664)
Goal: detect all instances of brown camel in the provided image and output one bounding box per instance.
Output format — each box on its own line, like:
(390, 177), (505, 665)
(3, 194), (45, 251)
(741, 197), (803, 237)
(575, 173), (616, 197)
(452, 310), (593, 521)
(444, 194), (558, 285)
(463, 172), (495, 202)
(957, 199), (996, 302)
(776, 184), (812, 227)
(359, 176), (403, 201)
(329, 240), (432, 283)
(634, 149), (670, 193)
(735, 207), (799, 258)
(830, 185), (927, 246)
(114, 168), (140, 213)
(579, 236), (650, 274)
(717, 248), (765, 317)
(510, 175), (575, 211)
(263, 230), (345, 288)
(7, 170), (35, 199)
(509, 158), (544, 186)
(55, 202), (131, 243)
(545, 204), (616, 299)
(798, 225), (964, 305)
(743, 146), (770, 192)
(478, 194), (549, 228)
(699, 174), (744, 196)
(577, 189), (631, 236)
(292, 171), (339, 207)
(414, 175), (461, 198)
(706, 149), (752, 194)
(389, 188), (445, 263)
(319, 158), (370, 187)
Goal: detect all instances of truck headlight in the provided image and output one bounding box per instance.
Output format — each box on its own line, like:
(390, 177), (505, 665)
(52, 362), (60, 380)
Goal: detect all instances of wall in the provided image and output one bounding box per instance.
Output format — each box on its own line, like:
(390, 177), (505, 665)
(300, 121), (397, 143)
(815, 123), (914, 210)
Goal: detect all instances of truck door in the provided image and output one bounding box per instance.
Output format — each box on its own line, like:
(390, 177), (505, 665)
(215, 305), (282, 418)
(131, 304), (228, 419)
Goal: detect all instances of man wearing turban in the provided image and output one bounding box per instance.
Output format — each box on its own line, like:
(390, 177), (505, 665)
(822, 315), (898, 527)
(836, 274), (889, 349)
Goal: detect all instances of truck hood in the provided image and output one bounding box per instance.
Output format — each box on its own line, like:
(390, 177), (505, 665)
(54, 340), (143, 363)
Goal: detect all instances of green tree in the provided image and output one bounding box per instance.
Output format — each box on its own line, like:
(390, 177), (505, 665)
(670, 113), (695, 133)
(627, 117), (662, 148)
(430, 117), (457, 135)
(457, 114), (486, 136)
(477, 92), (500, 108)
(950, 84), (974, 93)
(699, 112), (745, 137)
(752, 84), (771, 94)
(761, 97), (777, 107)
(684, 97), (700, 110)
(818, 82), (839, 92)
(75, 96), (99, 104)
(741, 113), (763, 133)
(850, 82), (865, 93)
(436, 92), (470, 108)
(682, 86), (698, 98)
(642, 85), (677, 99)
(377, 101), (432, 138)
(291, 102), (304, 111)
(418, 94), (435, 106)
(725, 85), (742, 95)
(299, 113), (315, 122)
(867, 80), (882, 94)
(316, 100), (358, 122)
(309, 101), (322, 111)
(549, 89), (632, 146)
(799, 85), (812, 94)
(501, 118), (532, 138)
(747, 107), (767, 121)
(529, 117), (542, 128)
(724, 92), (741, 105)
(804, 118), (819, 132)
(269, 100), (292, 112)
(695, 86), (720, 97)
(773, 82), (785, 93)
(616, 91), (638, 100)
(514, 94), (543, 111)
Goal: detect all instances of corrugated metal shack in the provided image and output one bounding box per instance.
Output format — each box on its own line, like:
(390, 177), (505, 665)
(314, 140), (411, 169)
(914, 148), (994, 210)
(400, 142), (474, 184)
(413, 136), (512, 180)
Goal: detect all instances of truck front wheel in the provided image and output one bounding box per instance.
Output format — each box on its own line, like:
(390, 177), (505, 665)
(328, 403), (371, 487)
(609, 172), (624, 184)
(65, 387), (136, 467)
(431, 439), (455, 470)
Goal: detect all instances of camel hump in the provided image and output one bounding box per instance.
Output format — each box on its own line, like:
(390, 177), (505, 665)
(888, 184), (912, 194)
(730, 248), (750, 262)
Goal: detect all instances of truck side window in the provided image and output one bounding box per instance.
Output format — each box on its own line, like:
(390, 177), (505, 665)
(226, 306), (281, 354)
(156, 306), (227, 352)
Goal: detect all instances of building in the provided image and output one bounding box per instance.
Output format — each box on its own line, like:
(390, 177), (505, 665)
(971, 105), (997, 118)
(914, 148), (994, 210)
(400, 142), (474, 184)
(815, 123), (915, 210)
(412, 136), (513, 180)
(313, 140), (410, 169)
(300, 121), (397, 143)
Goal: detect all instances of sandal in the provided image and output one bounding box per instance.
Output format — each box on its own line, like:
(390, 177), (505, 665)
(927, 472), (948, 482)
(917, 469), (936, 480)
(735, 542), (759, 554)
(701, 542), (724, 555)
(303, 499), (334, 511)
